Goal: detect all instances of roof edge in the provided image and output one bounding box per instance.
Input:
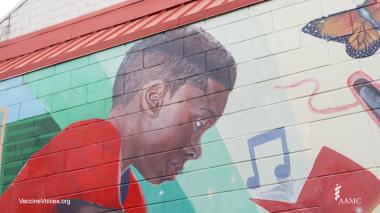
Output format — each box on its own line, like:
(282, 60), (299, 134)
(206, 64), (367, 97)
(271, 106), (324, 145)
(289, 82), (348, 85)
(0, 0), (266, 80)
(0, 0), (193, 61)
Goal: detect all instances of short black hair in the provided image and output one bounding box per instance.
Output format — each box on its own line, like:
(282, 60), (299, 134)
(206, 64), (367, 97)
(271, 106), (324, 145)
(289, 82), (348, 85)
(112, 26), (237, 109)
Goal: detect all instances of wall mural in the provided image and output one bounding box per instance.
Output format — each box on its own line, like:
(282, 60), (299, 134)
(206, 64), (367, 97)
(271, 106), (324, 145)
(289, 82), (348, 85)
(0, 0), (379, 213)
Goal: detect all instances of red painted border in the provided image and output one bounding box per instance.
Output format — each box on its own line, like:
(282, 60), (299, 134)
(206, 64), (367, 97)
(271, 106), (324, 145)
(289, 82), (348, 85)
(0, 0), (265, 80)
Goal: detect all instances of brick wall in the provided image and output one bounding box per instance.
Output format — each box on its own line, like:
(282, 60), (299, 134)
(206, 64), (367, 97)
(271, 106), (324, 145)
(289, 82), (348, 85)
(0, 0), (126, 41)
(0, 0), (379, 212)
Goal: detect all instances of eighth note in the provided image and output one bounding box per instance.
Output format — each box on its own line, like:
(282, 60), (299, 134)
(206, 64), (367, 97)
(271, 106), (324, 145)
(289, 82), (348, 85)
(246, 127), (291, 188)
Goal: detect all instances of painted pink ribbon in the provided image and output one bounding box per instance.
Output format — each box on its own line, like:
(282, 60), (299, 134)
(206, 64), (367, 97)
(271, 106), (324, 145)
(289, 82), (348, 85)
(275, 78), (359, 114)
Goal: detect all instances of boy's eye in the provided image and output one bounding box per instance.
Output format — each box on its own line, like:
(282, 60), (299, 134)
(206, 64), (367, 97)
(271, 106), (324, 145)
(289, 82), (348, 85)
(192, 119), (205, 132)
(195, 120), (202, 127)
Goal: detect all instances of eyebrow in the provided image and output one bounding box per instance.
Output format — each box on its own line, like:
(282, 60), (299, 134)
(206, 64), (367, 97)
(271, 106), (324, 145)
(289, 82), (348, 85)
(200, 107), (217, 118)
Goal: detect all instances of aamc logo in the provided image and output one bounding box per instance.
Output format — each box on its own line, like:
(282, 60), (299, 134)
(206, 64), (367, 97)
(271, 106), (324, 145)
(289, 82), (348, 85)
(334, 184), (362, 205)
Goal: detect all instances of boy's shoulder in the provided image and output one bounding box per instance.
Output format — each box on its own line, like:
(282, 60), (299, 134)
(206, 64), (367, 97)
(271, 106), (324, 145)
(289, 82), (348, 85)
(35, 118), (120, 157)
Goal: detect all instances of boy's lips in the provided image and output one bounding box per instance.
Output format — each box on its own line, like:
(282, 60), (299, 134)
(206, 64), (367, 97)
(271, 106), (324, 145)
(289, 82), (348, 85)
(168, 163), (184, 176)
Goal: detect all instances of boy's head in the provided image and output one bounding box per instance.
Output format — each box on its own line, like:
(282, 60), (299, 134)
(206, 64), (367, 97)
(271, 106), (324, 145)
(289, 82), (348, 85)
(111, 26), (236, 184)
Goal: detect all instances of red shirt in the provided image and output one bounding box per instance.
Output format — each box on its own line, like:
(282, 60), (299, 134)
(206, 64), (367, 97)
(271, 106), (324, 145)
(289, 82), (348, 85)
(0, 119), (146, 213)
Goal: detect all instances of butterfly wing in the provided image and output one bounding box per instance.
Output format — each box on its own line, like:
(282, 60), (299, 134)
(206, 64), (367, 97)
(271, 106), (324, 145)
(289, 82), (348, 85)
(302, 5), (380, 59)
(345, 10), (380, 58)
(363, 0), (380, 7)
(366, 1), (380, 25)
(302, 12), (353, 42)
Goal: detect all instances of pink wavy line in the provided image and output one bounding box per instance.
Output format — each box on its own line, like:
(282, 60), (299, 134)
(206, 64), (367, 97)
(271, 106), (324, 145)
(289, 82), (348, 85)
(275, 78), (359, 114)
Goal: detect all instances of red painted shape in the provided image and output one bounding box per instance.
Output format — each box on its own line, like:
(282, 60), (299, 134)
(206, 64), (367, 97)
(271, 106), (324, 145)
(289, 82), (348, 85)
(28, 151), (66, 179)
(65, 143), (103, 171)
(347, 71), (380, 128)
(9, 178), (48, 213)
(251, 146), (380, 213)
(0, 119), (147, 213)
(0, 0), (265, 80)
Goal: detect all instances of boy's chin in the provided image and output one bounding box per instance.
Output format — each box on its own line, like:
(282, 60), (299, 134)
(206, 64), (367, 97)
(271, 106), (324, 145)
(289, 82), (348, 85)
(148, 175), (176, 185)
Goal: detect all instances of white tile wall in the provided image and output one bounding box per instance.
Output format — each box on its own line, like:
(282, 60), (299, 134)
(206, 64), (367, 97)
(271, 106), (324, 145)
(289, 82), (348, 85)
(267, 27), (300, 54)
(320, 0), (359, 16)
(0, 0), (126, 41)
(272, 0), (322, 30)
(248, 0), (296, 16)
(275, 43), (330, 76)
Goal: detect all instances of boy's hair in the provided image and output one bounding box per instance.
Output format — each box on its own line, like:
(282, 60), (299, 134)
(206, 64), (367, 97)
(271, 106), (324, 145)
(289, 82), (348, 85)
(112, 26), (237, 109)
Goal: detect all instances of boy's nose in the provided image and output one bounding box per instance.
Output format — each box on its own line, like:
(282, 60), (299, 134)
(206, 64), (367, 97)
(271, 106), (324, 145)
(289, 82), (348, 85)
(183, 144), (202, 160)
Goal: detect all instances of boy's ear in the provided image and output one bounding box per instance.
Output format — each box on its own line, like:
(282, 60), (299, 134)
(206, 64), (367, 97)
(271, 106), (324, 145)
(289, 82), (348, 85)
(141, 79), (167, 117)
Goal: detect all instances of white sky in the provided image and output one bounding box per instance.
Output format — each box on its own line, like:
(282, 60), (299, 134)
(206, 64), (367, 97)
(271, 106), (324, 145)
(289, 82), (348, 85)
(0, 1), (23, 20)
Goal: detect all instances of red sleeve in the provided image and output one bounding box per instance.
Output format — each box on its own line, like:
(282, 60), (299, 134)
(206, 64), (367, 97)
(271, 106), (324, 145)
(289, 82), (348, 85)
(0, 119), (123, 213)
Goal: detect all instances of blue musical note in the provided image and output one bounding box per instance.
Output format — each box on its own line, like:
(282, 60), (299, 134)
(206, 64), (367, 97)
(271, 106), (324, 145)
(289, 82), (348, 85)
(246, 127), (291, 188)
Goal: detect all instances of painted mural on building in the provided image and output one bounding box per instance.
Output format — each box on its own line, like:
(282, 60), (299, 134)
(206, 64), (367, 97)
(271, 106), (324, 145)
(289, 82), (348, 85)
(0, 0), (379, 212)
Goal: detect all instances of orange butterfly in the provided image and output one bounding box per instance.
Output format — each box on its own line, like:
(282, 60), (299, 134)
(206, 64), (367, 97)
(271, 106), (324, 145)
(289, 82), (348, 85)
(302, 0), (380, 58)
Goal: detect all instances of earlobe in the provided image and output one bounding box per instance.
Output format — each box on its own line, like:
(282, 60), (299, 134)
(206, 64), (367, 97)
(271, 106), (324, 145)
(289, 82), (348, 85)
(141, 80), (167, 117)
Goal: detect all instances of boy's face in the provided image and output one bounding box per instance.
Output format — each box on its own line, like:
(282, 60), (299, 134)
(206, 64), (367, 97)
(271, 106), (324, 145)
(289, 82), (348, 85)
(132, 79), (230, 184)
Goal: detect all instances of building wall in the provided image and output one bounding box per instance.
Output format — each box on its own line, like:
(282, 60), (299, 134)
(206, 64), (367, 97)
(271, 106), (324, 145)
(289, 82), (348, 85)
(0, 0), (379, 212)
(0, 0), (126, 41)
